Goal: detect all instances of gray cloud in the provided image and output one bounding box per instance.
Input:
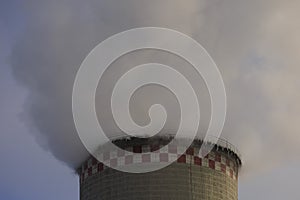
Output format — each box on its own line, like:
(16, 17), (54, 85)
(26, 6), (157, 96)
(10, 0), (300, 177)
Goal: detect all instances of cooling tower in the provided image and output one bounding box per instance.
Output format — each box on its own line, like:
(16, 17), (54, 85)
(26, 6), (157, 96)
(78, 137), (242, 200)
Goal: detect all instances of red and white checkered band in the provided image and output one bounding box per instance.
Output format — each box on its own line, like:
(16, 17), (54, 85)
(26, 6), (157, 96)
(79, 145), (238, 183)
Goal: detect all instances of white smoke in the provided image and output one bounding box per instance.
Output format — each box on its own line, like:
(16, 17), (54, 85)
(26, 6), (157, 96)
(10, 0), (300, 177)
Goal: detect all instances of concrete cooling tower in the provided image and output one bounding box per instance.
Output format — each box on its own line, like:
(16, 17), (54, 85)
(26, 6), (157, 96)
(78, 136), (242, 200)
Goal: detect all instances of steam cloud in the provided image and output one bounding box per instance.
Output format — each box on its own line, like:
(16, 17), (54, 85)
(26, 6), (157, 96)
(11, 0), (300, 177)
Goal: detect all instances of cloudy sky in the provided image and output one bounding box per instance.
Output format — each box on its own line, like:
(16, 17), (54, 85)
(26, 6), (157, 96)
(1, 0), (300, 199)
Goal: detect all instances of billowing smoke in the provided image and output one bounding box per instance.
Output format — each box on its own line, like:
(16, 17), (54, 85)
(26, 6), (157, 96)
(10, 0), (300, 177)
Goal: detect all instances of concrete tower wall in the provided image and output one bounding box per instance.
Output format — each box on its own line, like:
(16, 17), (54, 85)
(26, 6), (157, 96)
(79, 139), (241, 200)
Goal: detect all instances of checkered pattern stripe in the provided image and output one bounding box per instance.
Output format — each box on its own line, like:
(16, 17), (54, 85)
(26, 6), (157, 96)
(79, 145), (238, 182)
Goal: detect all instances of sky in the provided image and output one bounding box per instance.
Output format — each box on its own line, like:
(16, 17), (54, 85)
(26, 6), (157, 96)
(1, 0), (300, 199)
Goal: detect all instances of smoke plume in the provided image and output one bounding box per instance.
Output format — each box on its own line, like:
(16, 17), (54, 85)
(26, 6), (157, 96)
(10, 0), (300, 177)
